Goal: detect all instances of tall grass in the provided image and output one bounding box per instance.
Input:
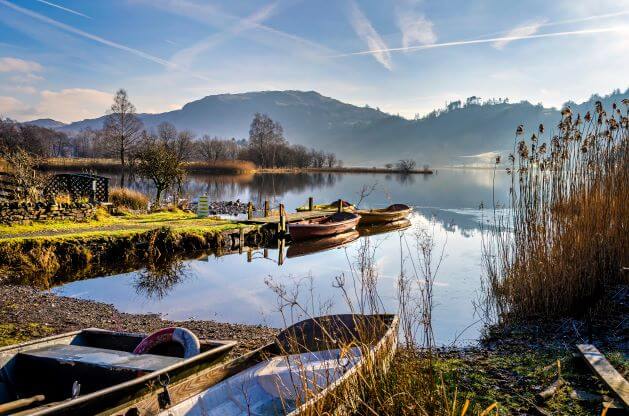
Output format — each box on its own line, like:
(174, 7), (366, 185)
(485, 100), (629, 319)
(109, 187), (149, 210)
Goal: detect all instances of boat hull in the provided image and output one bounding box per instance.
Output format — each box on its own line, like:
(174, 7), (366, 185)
(106, 314), (399, 416)
(0, 329), (235, 416)
(289, 212), (361, 241)
(355, 204), (412, 225)
(287, 230), (360, 258)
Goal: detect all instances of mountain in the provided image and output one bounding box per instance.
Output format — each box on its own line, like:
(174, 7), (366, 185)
(44, 88), (629, 165)
(24, 118), (66, 129)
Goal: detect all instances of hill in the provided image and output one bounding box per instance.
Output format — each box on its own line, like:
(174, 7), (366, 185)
(41, 89), (629, 166)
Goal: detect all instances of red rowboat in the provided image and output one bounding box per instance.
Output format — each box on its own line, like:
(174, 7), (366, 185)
(289, 212), (361, 241)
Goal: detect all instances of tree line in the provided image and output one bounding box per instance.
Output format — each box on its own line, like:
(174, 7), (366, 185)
(0, 89), (342, 171)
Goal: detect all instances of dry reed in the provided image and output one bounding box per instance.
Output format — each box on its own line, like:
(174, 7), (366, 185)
(109, 187), (149, 211)
(484, 99), (629, 320)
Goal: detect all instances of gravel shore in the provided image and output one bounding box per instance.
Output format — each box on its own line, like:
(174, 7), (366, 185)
(0, 285), (277, 356)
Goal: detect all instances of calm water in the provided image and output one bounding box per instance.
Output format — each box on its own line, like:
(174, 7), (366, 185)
(52, 169), (510, 346)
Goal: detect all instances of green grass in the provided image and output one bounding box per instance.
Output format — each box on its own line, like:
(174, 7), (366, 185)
(0, 322), (54, 347)
(0, 210), (249, 243)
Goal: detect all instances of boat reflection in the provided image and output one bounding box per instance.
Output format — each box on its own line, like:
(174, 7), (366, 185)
(286, 230), (360, 258)
(357, 219), (412, 237)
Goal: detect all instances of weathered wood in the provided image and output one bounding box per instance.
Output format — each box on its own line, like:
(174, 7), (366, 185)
(247, 202), (253, 220)
(0, 395), (45, 414)
(576, 344), (629, 407)
(279, 203), (286, 233)
(308, 196), (314, 211)
(536, 378), (565, 403)
(264, 199), (269, 217)
(337, 198), (343, 213)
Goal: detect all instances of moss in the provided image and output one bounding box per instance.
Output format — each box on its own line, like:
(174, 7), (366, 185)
(0, 322), (54, 347)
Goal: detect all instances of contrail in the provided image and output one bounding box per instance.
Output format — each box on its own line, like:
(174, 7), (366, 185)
(332, 26), (629, 58)
(34, 0), (91, 19)
(0, 0), (210, 80)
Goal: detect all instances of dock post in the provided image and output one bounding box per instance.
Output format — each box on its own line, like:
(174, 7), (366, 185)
(337, 199), (342, 213)
(278, 238), (285, 266)
(264, 248), (269, 258)
(247, 202), (253, 220)
(239, 228), (245, 254)
(247, 248), (252, 262)
(279, 203), (286, 233)
(308, 197), (314, 211)
(264, 200), (269, 217)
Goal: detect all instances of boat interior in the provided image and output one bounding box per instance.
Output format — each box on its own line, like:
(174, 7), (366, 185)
(0, 328), (227, 411)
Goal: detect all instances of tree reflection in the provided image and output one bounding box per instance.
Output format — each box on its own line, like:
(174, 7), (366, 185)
(133, 257), (191, 300)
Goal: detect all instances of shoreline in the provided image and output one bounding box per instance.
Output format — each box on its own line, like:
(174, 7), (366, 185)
(37, 158), (434, 175)
(0, 284), (276, 356)
(0, 283), (626, 414)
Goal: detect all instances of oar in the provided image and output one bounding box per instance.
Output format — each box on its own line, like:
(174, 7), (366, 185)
(0, 394), (46, 414)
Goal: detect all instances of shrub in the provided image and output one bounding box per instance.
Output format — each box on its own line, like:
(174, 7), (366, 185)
(109, 187), (149, 211)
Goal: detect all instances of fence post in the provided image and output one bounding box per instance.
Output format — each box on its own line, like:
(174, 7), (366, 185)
(264, 200), (269, 217)
(308, 196), (314, 211)
(247, 202), (253, 220)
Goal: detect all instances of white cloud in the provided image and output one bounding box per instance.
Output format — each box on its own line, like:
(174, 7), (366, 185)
(1, 85), (38, 94)
(0, 57), (43, 73)
(35, 89), (112, 123)
(347, 0), (392, 70)
(493, 21), (544, 50)
(395, 0), (436, 48)
(0, 96), (29, 115)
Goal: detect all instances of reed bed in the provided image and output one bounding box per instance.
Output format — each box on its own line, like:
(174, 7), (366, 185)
(484, 99), (629, 320)
(109, 187), (149, 210)
(184, 159), (256, 174)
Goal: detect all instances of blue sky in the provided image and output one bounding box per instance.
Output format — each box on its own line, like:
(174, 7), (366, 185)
(0, 0), (628, 122)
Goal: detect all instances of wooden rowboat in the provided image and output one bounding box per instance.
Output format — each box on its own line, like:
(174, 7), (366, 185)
(354, 204), (412, 225)
(0, 328), (235, 415)
(295, 200), (355, 212)
(105, 314), (399, 416)
(289, 212), (361, 241)
(286, 230), (360, 258)
(357, 219), (412, 237)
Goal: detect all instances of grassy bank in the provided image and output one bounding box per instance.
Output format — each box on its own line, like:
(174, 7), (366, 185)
(38, 157), (433, 175)
(0, 209), (259, 287)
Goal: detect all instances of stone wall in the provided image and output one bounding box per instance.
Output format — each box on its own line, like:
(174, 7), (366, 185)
(0, 202), (96, 225)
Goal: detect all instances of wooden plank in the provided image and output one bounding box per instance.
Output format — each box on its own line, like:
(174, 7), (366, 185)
(576, 344), (629, 407)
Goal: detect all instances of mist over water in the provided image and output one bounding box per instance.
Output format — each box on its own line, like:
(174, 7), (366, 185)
(53, 169), (510, 346)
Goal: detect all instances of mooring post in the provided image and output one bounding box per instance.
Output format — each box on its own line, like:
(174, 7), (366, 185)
(264, 248), (269, 258)
(308, 196), (314, 211)
(279, 203), (286, 233)
(247, 249), (253, 263)
(247, 202), (253, 220)
(264, 200), (269, 217)
(337, 198), (343, 213)
(239, 228), (245, 254)
(278, 238), (285, 266)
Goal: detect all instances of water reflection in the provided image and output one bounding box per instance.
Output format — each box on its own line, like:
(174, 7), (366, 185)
(52, 169), (509, 345)
(133, 257), (193, 300)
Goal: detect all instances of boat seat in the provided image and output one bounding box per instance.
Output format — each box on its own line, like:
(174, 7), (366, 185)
(17, 344), (183, 373)
(11, 344), (183, 400)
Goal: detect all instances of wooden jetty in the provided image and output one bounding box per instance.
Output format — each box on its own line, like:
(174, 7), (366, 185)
(242, 198), (345, 234)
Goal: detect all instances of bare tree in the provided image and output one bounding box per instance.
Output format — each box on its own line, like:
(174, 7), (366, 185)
(397, 159), (417, 173)
(103, 89), (143, 185)
(248, 113), (286, 168)
(325, 152), (337, 168)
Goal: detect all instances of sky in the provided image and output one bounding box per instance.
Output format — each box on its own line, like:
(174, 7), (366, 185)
(0, 0), (628, 123)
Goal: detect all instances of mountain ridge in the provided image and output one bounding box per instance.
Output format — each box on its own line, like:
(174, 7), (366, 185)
(26, 88), (629, 165)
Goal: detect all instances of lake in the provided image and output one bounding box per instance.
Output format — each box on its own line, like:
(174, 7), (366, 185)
(52, 168), (510, 346)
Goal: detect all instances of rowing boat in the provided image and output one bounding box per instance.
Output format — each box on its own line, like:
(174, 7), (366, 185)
(0, 328), (235, 415)
(354, 204), (412, 225)
(288, 212), (361, 241)
(286, 230), (360, 258)
(106, 314), (398, 416)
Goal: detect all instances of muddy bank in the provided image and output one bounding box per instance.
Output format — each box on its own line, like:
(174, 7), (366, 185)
(0, 285), (276, 356)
